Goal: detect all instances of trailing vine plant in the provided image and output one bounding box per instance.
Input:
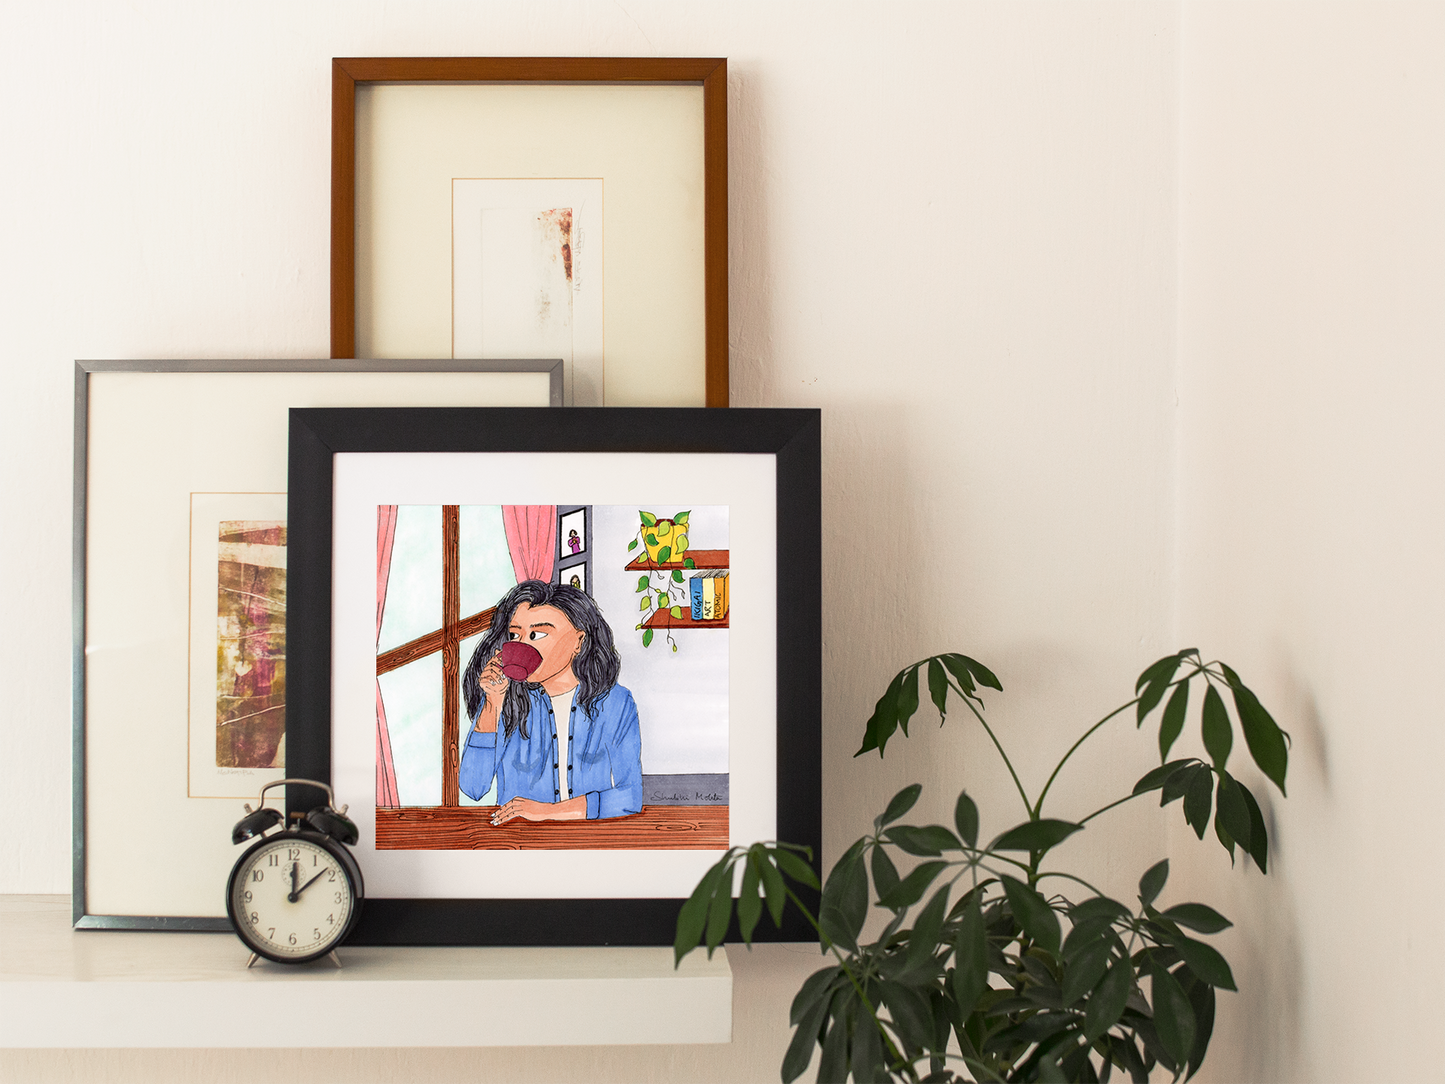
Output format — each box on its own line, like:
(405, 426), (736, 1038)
(629, 509), (694, 651)
(675, 649), (1290, 1082)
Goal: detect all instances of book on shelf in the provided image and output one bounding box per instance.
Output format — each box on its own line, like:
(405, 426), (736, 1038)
(688, 570), (730, 622)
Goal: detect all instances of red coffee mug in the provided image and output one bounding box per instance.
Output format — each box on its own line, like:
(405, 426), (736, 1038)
(498, 640), (543, 681)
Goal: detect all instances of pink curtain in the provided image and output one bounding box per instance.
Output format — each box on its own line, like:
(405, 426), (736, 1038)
(375, 506), (400, 808)
(502, 505), (557, 584)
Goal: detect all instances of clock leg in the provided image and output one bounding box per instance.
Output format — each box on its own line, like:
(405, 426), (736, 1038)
(328, 950), (343, 969)
(246, 953), (260, 969)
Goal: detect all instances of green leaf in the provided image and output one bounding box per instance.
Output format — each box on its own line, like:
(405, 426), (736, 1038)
(759, 850), (787, 927)
(1167, 933), (1236, 991)
(1137, 673), (1172, 727)
(639, 595), (651, 611)
(1184, 766), (1213, 839)
(645, 532), (658, 546)
(850, 1001), (887, 1080)
(781, 994), (827, 1084)
(959, 654), (1002, 691)
(1068, 896), (1131, 925)
(642, 628), (653, 648)
(1161, 903), (1232, 935)
(1185, 971), (1217, 1079)
(656, 546), (672, 564)
(817, 990), (850, 1083)
(670, 606), (683, 620)
(952, 894), (989, 1017)
(1001, 875), (1061, 956)
(675, 510), (690, 525)
(876, 783), (923, 829)
(671, 569), (684, 583)
(1162, 762), (1205, 806)
(772, 847), (821, 890)
(1150, 959), (1197, 1066)
(656, 593), (668, 609)
(818, 851), (867, 952)
(855, 669), (905, 758)
(1135, 651), (1184, 694)
(1138, 858), (1169, 907)
(1238, 781), (1269, 871)
(898, 665), (921, 735)
(939, 654), (977, 701)
(737, 855), (762, 943)
(627, 539), (638, 552)
(1159, 680), (1189, 761)
(1230, 681), (1289, 795)
(1201, 684), (1232, 772)
(870, 843), (900, 902)
(640, 511), (656, 527)
(1134, 758), (1199, 795)
(675, 856), (730, 966)
(885, 824), (962, 856)
(907, 886), (951, 971)
(636, 575), (649, 592)
(879, 979), (933, 1057)
(674, 534), (688, 555)
(790, 966), (840, 1027)
(954, 790), (979, 848)
(927, 658), (948, 720)
(704, 866), (733, 956)
(990, 819), (1082, 854)
(878, 861), (948, 911)
(1062, 939), (1113, 1007)
(1215, 773), (1252, 858)
(1084, 955), (1132, 1042)
(683, 557), (696, 569)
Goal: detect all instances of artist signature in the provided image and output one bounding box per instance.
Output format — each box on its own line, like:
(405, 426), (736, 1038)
(651, 792), (726, 803)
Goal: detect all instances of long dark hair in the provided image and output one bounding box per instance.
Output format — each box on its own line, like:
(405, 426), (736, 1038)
(461, 580), (621, 740)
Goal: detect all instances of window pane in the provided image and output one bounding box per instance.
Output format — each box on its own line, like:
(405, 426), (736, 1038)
(457, 631), (496, 806)
(377, 653), (442, 807)
(378, 505), (442, 653)
(459, 505), (517, 619)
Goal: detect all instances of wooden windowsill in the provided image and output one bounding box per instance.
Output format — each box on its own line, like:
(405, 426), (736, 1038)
(375, 805), (729, 850)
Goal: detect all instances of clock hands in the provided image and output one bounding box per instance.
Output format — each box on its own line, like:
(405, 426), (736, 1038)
(290, 861), (298, 899)
(289, 867), (329, 903)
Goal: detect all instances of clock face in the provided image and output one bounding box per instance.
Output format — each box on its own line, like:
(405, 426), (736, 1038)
(228, 834), (357, 962)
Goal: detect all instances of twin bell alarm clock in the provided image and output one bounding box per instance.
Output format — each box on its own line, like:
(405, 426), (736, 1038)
(227, 778), (364, 966)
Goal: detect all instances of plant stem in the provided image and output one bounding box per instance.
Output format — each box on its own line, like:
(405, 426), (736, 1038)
(1077, 791), (1146, 826)
(1032, 666), (1203, 818)
(1034, 870), (1108, 899)
(778, 883), (918, 1083)
(953, 680), (1033, 816)
(1032, 699), (1138, 818)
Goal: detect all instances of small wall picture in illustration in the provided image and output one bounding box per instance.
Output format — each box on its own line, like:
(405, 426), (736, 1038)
(374, 504), (729, 851)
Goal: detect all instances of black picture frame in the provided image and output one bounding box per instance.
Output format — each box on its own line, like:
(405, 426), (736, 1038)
(286, 407), (821, 945)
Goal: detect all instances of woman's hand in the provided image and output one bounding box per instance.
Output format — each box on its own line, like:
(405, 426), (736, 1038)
(491, 796), (587, 825)
(473, 654), (507, 733)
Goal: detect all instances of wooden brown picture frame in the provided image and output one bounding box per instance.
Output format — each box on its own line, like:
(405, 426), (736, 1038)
(331, 57), (729, 407)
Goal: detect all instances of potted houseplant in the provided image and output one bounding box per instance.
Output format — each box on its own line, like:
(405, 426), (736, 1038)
(629, 509), (695, 650)
(675, 649), (1289, 1082)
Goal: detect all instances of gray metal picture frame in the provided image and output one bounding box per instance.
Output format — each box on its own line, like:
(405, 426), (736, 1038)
(72, 359), (560, 931)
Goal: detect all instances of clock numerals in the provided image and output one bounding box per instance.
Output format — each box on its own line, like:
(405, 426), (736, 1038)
(231, 835), (355, 963)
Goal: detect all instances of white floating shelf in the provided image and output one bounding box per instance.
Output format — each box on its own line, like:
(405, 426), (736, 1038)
(0, 896), (731, 1048)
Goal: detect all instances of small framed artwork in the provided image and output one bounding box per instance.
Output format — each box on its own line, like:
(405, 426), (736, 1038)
(73, 359), (560, 930)
(331, 57), (730, 408)
(286, 407), (821, 945)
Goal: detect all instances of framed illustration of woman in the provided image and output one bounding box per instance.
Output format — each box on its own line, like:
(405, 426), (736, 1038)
(286, 406), (821, 946)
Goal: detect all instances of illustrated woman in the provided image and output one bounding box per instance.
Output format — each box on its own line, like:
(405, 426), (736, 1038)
(459, 580), (643, 823)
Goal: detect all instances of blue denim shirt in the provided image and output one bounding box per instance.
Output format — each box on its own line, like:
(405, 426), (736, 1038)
(459, 684), (644, 819)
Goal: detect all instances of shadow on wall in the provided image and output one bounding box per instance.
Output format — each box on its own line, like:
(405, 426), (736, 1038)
(1191, 651), (1333, 1083)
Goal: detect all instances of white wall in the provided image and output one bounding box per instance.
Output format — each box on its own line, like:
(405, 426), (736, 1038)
(1, 2), (1439, 1081)
(1174, 5), (1445, 1081)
